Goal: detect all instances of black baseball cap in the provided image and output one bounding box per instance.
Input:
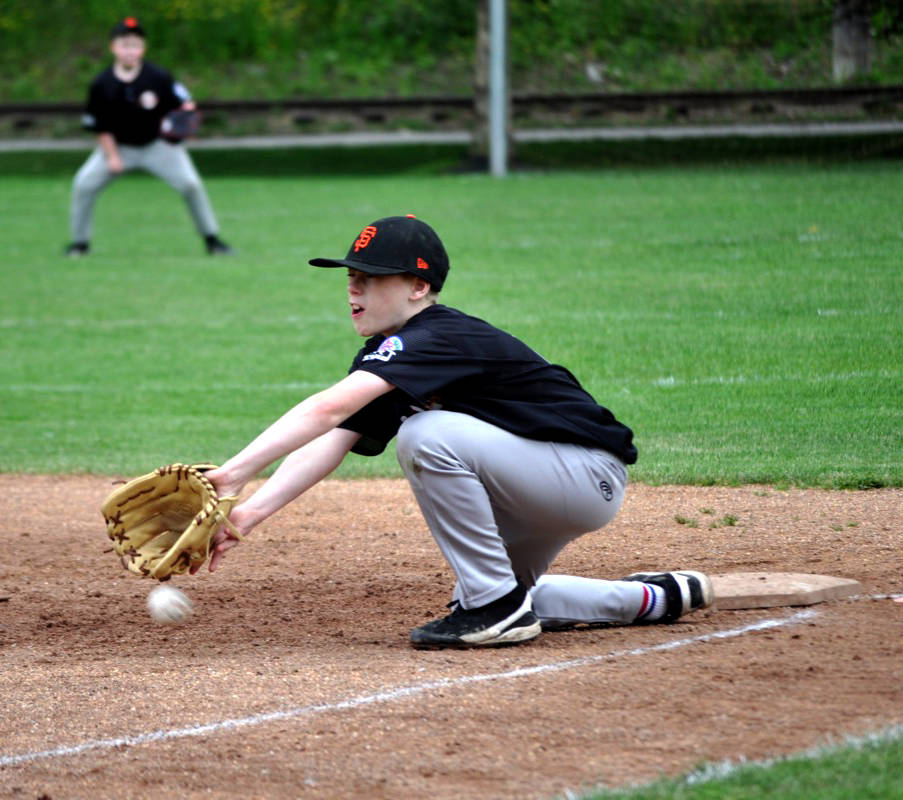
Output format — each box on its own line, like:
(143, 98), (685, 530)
(309, 215), (449, 291)
(111, 17), (145, 39)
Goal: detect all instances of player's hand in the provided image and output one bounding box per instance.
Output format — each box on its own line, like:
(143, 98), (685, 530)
(201, 526), (240, 572)
(198, 466), (248, 572)
(191, 506), (250, 573)
(205, 465), (245, 499)
(107, 153), (124, 173)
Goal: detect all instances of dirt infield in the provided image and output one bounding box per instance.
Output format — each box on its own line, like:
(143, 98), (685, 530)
(1, 475), (901, 799)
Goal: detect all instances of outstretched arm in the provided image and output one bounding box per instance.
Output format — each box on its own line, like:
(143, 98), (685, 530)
(210, 369), (392, 496)
(202, 426), (361, 572)
(199, 369), (393, 572)
(232, 427), (360, 529)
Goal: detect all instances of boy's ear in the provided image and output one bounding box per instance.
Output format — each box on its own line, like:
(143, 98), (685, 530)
(410, 278), (432, 300)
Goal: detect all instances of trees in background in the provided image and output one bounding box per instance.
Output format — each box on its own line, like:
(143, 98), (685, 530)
(1, 1), (902, 101)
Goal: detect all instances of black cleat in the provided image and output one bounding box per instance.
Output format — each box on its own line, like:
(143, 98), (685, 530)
(65, 242), (90, 257)
(622, 570), (714, 623)
(411, 583), (541, 649)
(205, 235), (234, 255)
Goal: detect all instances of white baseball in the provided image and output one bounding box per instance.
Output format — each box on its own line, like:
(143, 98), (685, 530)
(147, 584), (193, 624)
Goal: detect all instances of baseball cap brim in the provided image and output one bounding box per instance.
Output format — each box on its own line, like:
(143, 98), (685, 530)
(308, 257), (407, 275)
(308, 215), (449, 290)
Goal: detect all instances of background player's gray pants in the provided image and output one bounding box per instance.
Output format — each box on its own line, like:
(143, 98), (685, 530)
(70, 140), (219, 243)
(396, 410), (647, 627)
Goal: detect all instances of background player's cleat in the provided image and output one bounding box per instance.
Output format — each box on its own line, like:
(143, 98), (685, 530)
(411, 583), (541, 648)
(64, 242), (90, 257)
(622, 570), (714, 623)
(205, 235), (234, 255)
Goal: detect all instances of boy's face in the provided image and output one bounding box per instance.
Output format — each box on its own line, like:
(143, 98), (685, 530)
(110, 34), (146, 69)
(346, 269), (426, 338)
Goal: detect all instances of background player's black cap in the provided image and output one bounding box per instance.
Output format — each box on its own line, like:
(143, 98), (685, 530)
(309, 215), (449, 291)
(111, 17), (146, 39)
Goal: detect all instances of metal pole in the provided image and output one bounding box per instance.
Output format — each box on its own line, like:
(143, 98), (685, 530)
(488, 0), (508, 177)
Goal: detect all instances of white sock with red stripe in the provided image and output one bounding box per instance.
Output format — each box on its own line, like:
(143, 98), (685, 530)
(635, 583), (666, 622)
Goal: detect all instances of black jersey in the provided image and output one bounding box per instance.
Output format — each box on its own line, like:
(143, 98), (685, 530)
(339, 305), (637, 464)
(82, 62), (185, 146)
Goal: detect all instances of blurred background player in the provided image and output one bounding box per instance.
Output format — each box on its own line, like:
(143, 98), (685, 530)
(65, 17), (232, 257)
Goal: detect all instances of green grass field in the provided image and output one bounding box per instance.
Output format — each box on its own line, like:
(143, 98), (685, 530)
(2, 149), (900, 485)
(587, 727), (903, 799)
(1, 147), (902, 794)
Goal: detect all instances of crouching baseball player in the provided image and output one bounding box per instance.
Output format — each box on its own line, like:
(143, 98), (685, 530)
(65, 17), (231, 257)
(201, 215), (713, 648)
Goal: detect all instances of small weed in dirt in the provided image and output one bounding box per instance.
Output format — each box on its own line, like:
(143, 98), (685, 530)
(675, 514), (699, 528)
(708, 514), (739, 529)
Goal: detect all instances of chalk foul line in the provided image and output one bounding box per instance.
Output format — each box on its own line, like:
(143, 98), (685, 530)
(0, 608), (817, 768)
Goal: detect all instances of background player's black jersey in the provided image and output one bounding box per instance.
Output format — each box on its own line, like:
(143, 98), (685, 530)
(339, 304), (637, 464)
(83, 62), (183, 145)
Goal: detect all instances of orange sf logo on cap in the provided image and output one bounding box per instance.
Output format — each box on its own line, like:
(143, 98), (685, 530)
(353, 226), (378, 252)
(125, 16), (139, 27)
(416, 258), (429, 269)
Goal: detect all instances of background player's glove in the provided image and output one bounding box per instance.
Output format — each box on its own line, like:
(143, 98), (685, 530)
(159, 109), (201, 142)
(101, 463), (241, 580)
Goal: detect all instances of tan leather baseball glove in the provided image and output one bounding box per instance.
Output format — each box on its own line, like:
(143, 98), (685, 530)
(101, 463), (241, 579)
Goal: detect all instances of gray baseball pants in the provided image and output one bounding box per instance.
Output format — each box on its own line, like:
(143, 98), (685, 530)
(396, 410), (647, 627)
(70, 140), (219, 242)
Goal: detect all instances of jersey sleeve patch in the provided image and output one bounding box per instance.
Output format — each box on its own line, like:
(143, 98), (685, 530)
(362, 335), (404, 363)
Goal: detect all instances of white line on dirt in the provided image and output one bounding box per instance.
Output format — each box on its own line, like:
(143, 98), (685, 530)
(0, 609), (817, 768)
